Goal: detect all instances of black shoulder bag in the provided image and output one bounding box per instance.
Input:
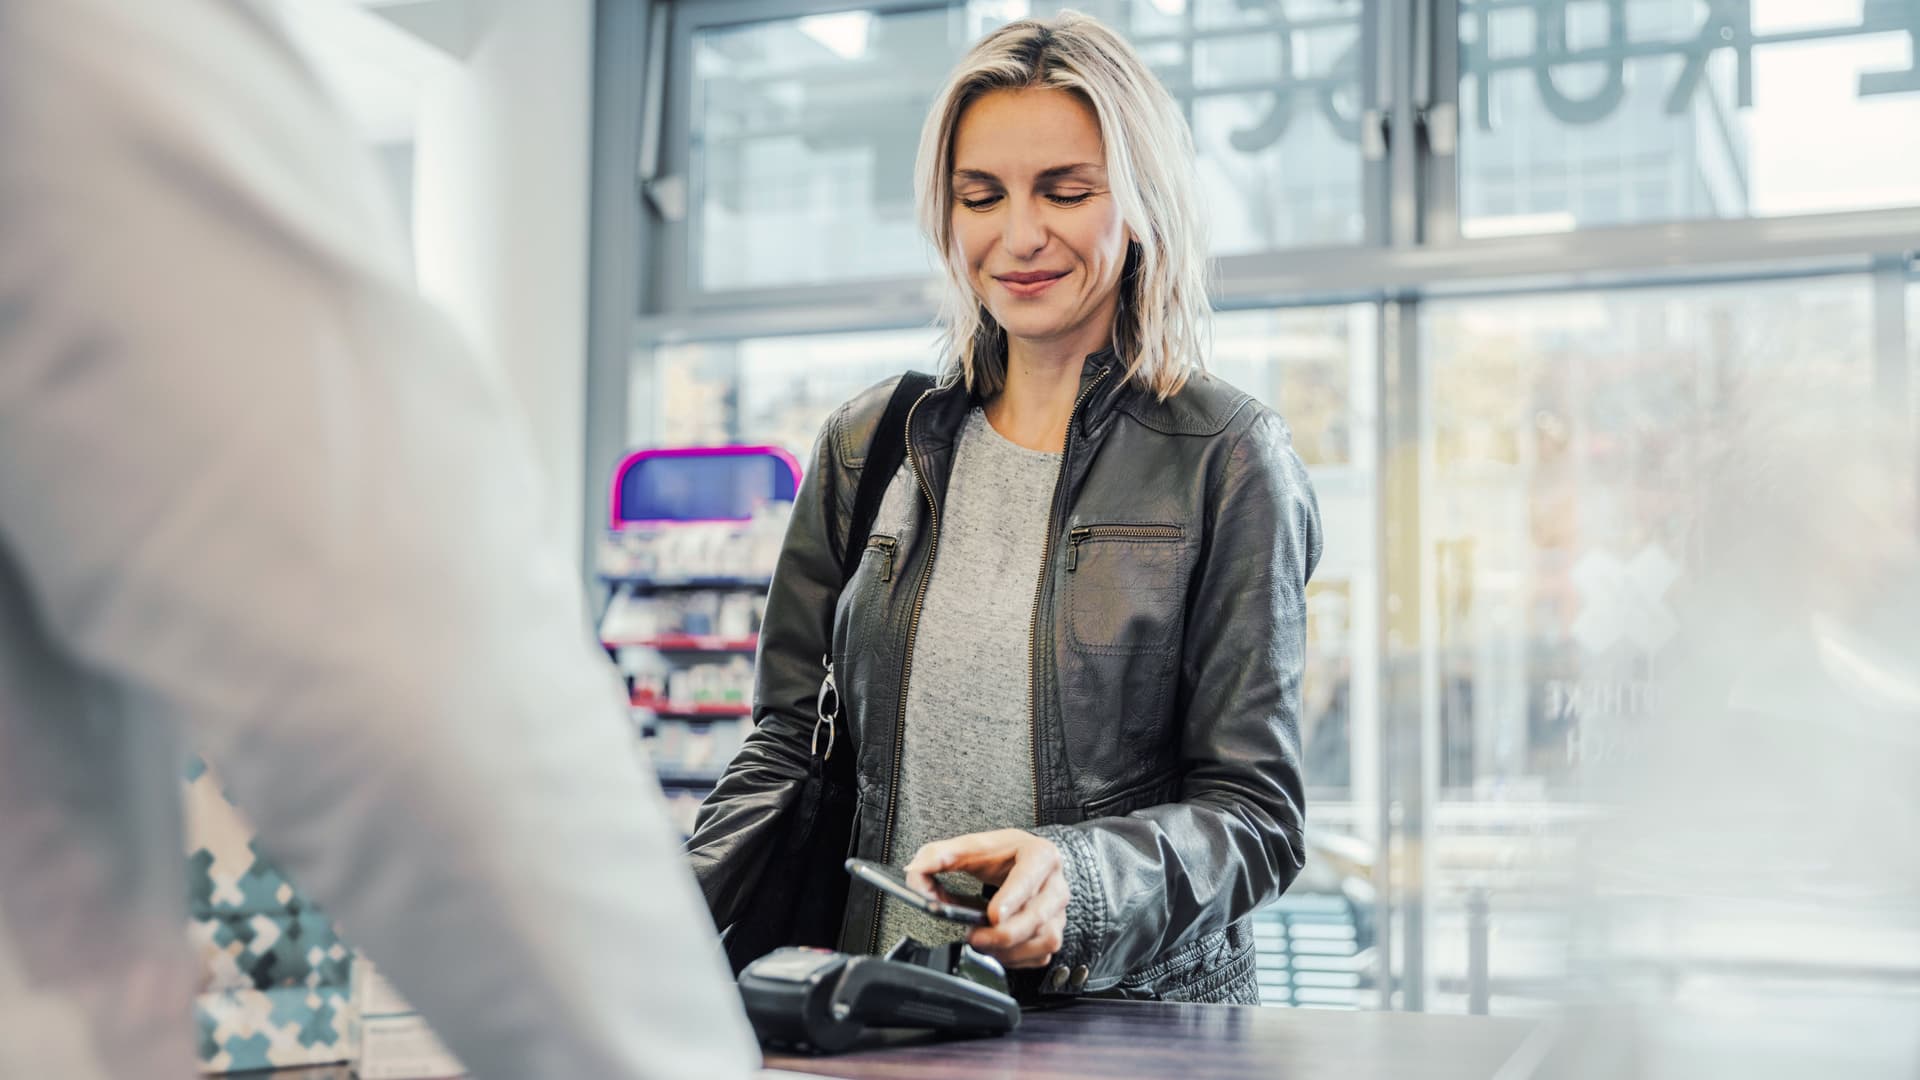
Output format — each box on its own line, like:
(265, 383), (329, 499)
(721, 372), (935, 974)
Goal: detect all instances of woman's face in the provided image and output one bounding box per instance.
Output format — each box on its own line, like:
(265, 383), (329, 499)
(949, 87), (1130, 358)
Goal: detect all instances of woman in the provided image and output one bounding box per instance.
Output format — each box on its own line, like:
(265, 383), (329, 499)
(688, 11), (1321, 1004)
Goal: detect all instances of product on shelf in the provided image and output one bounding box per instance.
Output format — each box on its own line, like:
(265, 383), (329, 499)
(718, 592), (760, 639)
(623, 656), (753, 713)
(647, 717), (749, 780)
(600, 588), (766, 645)
(594, 503), (790, 583)
(664, 656), (752, 711)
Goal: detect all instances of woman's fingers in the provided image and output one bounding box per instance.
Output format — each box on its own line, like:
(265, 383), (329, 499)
(984, 838), (1060, 925)
(905, 830), (1070, 972)
(904, 829), (1020, 892)
(970, 867), (1069, 967)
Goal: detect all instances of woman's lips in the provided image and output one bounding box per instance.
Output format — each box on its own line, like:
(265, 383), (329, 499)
(996, 270), (1067, 298)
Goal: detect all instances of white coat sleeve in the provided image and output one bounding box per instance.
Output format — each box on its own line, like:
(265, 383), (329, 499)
(0, 2), (758, 1077)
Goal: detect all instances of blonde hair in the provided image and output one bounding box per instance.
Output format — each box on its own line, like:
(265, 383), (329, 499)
(914, 10), (1211, 400)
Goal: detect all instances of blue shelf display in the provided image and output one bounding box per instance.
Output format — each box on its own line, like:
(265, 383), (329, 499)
(607, 445), (800, 529)
(600, 446), (798, 836)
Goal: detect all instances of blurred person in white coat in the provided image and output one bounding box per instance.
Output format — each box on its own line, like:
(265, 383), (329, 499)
(0, 1), (757, 1077)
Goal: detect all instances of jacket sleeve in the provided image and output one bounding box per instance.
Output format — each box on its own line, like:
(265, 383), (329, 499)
(686, 403), (852, 930)
(1034, 408), (1322, 987)
(0, 6), (756, 1076)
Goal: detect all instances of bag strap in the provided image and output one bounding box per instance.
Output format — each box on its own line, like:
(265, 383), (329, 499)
(839, 371), (934, 582)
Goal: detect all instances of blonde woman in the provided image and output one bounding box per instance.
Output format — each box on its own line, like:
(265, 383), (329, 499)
(688, 10), (1321, 1005)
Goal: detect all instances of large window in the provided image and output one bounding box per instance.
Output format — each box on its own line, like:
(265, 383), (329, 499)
(1134, 0), (1371, 251)
(598, 0), (1920, 1048)
(1415, 276), (1915, 1015)
(692, 8), (952, 290)
(1456, 0), (1920, 235)
(1213, 306), (1379, 804)
(1423, 278), (1879, 800)
(632, 327), (940, 451)
(683, 0), (1377, 298)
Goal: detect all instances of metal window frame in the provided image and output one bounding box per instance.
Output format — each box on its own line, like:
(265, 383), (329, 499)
(635, 0), (1920, 339)
(632, 206), (1920, 347)
(584, 0), (659, 599)
(649, 0), (950, 318)
(649, 0), (1393, 321)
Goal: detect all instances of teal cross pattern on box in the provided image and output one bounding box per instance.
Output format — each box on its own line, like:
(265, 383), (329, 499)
(185, 758), (358, 1073)
(196, 985), (355, 1073)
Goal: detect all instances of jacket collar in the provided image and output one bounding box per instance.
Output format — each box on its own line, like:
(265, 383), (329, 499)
(918, 345), (1137, 449)
(1077, 346), (1132, 438)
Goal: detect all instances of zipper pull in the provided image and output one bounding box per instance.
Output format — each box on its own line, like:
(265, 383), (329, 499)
(1067, 526), (1091, 571)
(869, 536), (898, 583)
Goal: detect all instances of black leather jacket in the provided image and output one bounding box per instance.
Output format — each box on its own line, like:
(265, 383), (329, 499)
(688, 350), (1321, 1003)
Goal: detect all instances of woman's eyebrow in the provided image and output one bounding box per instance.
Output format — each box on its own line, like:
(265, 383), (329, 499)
(951, 163), (1105, 184)
(1035, 163), (1104, 181)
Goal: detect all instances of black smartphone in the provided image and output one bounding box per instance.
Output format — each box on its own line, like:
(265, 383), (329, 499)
(844, 858), (990, 926)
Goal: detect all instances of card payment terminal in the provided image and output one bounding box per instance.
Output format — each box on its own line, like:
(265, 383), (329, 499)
(737, 937), (1022, 1053)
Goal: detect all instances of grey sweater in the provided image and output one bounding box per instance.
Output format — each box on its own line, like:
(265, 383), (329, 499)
(873, 408), (1060, 952)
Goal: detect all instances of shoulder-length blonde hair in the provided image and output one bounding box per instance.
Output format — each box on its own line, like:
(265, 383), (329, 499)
(914, 10), (1211, 401)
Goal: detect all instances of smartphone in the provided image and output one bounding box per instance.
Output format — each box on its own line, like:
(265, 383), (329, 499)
(844, 858), (990, 927)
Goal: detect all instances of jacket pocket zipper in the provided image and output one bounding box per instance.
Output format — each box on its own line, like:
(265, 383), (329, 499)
(1066, 523), (1183, 571)
(866, 535), (898, 582)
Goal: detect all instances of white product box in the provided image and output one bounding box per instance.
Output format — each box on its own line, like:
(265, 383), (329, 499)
(352, 960), (467, 1080)
(357, 1015), (465, 1080)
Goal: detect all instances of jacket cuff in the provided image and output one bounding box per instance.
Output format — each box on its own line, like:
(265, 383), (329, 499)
(1030, 824), (1106, 994)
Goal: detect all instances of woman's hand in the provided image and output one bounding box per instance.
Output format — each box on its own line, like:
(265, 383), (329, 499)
(905, 829), (1069, 969)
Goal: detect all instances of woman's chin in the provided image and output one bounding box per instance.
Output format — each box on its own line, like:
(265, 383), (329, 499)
(992, 313), (1076, 345)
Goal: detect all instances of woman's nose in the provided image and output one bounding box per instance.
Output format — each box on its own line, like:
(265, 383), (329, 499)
(1002, 197), (1047, 259)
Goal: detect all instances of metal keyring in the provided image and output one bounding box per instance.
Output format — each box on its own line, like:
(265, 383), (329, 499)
(812, 663), (839, 761)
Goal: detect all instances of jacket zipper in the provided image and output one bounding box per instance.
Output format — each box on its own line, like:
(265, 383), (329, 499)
(868, 384), (941, 955)
(1028, 367), (1110, 838)
(1065, 523), (1183, 571)
(866, 535), (898, 583)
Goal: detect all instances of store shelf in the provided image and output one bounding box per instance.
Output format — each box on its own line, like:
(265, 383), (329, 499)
(604, 634), (759, 653)
(599, 575), (773, 592)
(630, 696), (753, 719)
(654, 768), (726, 788)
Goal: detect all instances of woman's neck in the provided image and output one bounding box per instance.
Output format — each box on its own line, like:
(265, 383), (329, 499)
(984, 336), (1107, 454)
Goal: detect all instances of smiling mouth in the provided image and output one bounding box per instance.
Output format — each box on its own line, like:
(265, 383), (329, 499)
(996, 270), (1069, 285)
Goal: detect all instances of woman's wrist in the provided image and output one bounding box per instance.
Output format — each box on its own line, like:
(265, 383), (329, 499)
(1028, 823), (1105, 979)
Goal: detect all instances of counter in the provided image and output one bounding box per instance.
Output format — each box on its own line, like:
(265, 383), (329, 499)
(240, 999), (1544, 1080)
(764, 998), (1544, 1079)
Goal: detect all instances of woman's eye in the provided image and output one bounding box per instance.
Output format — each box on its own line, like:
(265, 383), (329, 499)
(1048, 192), (1095, 206)
(957, 194), (1002, 210)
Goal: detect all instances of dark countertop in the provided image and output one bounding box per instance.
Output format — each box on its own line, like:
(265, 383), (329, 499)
(242, 1000), (1544, 1079)
(763, 999), (1544, 1080)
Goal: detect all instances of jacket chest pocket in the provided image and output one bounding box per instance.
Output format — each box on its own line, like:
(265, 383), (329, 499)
(1063, 523), (1186, 656)
(835, 533), (900, 686)
(833, 526), (906, 745)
